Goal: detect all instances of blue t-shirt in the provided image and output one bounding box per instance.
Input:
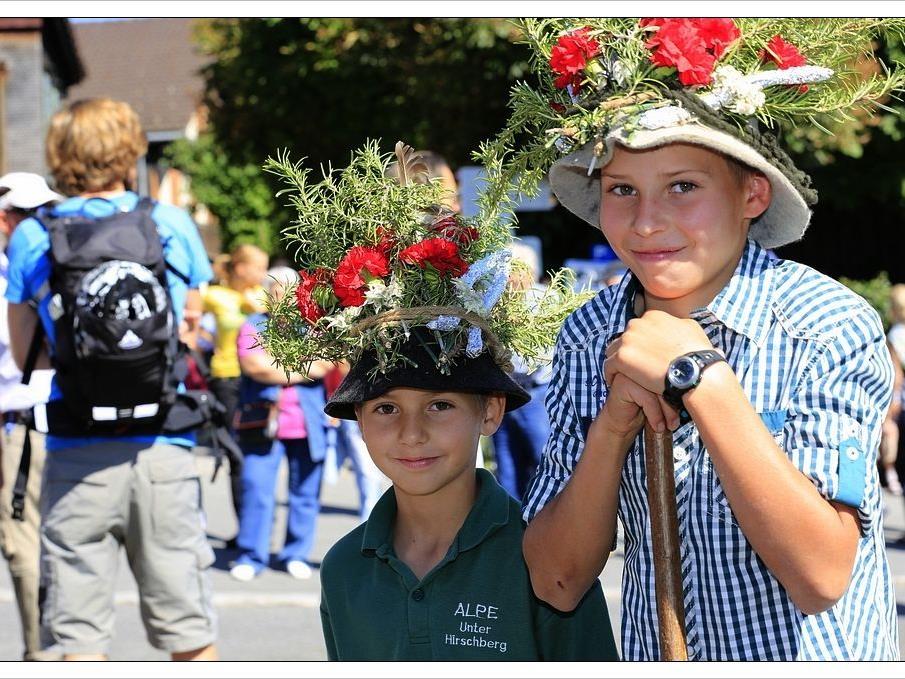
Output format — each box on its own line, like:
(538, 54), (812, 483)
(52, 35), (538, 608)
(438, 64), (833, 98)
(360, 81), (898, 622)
(4, 191), (214, 450)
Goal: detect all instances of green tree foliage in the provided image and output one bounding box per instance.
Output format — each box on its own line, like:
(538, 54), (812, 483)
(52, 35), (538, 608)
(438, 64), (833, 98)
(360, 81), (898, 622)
(167, 18), (528, 253)
(778, 35), (905, 281)
(167, 133), (279, 252)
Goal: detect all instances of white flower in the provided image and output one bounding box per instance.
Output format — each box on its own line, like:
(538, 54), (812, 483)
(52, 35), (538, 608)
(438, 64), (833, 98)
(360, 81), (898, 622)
(610, 59), (630, 86)
(453, 278), (488, 315)
(325, 306), (361, 331)
(363, 277), (403, 310)
(711, 65), (744, 90)
(731, 87), (766, 116)
(702, 66), (767, 117)
(701, 64), (832, 117)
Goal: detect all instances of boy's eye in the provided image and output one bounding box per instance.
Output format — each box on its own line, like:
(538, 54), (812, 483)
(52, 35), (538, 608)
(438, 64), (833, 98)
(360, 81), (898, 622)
(374, 403), (397, 415)
(607, 184), (636, 197)
(669, 181), (697, 194)
(428, 401), (454, 412)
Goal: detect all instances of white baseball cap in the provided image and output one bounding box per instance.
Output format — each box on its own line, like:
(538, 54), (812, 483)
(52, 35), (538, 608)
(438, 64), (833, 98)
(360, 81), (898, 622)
(0, 172), (64, 211)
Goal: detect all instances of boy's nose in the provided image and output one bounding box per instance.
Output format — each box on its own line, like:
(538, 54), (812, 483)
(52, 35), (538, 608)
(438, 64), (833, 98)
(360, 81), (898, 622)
(398, 412), (428, 446)
(630, 194), (667, 237)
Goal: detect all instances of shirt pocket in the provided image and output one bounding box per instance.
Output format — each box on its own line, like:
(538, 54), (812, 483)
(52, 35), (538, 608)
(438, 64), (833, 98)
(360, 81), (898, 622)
(704, 409), (787, 527)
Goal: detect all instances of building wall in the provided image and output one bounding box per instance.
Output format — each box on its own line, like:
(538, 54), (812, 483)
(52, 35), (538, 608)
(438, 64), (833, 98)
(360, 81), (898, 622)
(0, 31), (55, 177)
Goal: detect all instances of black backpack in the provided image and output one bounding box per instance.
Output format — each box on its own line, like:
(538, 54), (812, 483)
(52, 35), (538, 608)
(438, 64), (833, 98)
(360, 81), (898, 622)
(11, 197), (242, 520)
(39, 197), (186, 433)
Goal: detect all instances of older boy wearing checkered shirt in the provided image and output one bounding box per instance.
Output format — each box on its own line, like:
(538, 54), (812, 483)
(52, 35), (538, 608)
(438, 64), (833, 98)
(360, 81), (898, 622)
(501, 19), (901, 660)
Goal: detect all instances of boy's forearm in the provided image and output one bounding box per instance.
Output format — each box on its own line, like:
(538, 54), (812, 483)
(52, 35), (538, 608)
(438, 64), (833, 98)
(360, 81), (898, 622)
(524, 419), (632, 612)
(685, 363), (860, 614)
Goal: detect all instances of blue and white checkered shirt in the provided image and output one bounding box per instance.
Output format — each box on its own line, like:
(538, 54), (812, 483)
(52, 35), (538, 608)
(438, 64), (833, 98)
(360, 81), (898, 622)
(524, 239), (899, 660)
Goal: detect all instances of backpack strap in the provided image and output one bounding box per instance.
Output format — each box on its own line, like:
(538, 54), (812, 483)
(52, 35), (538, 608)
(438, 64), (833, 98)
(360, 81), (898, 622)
(136, 198), (192, 285)
(166, 261), (191, 286)
(11, 322), (45, 521)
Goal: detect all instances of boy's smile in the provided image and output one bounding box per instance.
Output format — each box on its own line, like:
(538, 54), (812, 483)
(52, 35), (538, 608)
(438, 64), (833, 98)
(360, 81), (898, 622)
(599, 143), (771, 316)
(356, 388), (505, 498)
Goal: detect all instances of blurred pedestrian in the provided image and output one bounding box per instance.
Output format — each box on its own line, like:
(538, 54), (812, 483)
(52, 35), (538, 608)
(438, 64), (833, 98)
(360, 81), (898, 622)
(203, 243), (269, 546)
(4, 98), (217, 660)
(323, 364), (388, 521)
(490, 241), (552, 500)
(230, 267), (331, 581)
(0, 172), (60, 660)
(880, 339), (904, 495)
(887, 285), (905, 495)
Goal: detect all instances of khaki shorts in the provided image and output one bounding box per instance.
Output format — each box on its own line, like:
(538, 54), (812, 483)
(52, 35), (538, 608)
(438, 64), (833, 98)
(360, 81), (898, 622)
(40, 440), (217, 656)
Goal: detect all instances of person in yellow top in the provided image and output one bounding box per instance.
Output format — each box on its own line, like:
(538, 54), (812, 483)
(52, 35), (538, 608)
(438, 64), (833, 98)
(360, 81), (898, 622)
(202, 243), (269, 546)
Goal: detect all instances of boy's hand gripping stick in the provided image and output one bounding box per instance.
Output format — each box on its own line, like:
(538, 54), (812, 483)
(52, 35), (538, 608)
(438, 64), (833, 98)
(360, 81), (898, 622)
(643, 422), (689, 660)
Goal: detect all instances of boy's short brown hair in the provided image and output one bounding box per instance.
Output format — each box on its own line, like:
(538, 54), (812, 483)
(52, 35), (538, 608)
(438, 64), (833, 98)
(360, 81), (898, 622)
(720, 152), (756, 188)
(46, 98), (148, 195)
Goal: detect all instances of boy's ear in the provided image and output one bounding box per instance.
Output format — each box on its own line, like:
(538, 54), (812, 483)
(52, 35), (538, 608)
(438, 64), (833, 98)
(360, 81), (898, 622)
(479, 393), (507, 437)
(743, 172), (772, 221)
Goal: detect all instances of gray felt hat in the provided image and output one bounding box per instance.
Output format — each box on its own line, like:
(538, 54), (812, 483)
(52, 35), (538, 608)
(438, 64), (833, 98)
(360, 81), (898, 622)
(549, 115), (813, 250)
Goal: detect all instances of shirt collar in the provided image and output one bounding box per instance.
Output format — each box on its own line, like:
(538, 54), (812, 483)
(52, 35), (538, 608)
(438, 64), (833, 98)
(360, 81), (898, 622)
(607, 238), (774, 347)
(692, 238), (775, 347)
(605, 270), (643, 339)
(52, 191), (139, 218)
(361, 468), (511, 558)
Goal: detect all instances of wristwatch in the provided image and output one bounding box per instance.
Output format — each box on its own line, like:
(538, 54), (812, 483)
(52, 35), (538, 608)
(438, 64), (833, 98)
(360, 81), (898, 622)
(662, 350), (726, 410)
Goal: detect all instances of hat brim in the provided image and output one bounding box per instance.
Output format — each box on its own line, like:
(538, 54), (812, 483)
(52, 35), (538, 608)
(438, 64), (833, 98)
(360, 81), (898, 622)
(548, 123), (812, 250)
(325, 344), (531, 421)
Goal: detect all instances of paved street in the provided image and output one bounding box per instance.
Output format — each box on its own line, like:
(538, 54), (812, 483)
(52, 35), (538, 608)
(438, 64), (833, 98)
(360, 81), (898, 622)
(1, 450), (904, 661)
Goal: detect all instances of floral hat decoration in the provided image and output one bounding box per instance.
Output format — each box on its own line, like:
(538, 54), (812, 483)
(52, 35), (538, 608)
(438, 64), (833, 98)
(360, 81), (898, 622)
(480, 18), (905, 249)
(260, 141), (590, 416)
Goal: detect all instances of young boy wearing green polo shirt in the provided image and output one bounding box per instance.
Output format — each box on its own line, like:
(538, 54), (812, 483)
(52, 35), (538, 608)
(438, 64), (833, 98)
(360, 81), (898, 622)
(259, 142), (618, 661)
(318, 331), (617, 661)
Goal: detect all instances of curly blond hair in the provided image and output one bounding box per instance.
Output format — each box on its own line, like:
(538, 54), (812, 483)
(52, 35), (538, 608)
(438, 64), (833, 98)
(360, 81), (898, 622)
(45, 98), (148, 195)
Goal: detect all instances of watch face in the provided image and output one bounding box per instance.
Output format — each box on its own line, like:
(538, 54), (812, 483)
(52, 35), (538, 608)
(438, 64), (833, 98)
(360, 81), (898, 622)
(668, 357), (699, 390)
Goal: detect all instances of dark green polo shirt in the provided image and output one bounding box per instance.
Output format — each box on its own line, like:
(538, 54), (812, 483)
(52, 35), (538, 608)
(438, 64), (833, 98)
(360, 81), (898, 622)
(320, 468), (618, 661)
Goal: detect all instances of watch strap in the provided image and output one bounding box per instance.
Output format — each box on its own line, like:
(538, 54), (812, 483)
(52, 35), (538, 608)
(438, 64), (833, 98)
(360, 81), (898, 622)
(662, 350), (725, 410)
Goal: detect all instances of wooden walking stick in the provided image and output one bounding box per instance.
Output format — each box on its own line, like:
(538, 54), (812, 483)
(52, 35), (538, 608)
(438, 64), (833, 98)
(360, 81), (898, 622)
(643, 421), (688, 660)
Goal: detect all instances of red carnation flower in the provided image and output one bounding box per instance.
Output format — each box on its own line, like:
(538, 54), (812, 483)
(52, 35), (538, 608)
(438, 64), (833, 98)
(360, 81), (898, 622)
(295, 269), (328, 323)
(334, 285), (366, 308)
(760, 34), (807, 69)
(695, 18), (741, 59)
(554, 71), (586, 92)
(639, 17), (666, 29)
(430, 216), (480, 246)
(332, 246), (390, 308)
(549, 27), (599, 77)
(399, 237), (469, 277)
(642, 17), (739, 87)
(760, 35), (808, 92)
(375, 225), (397, 255)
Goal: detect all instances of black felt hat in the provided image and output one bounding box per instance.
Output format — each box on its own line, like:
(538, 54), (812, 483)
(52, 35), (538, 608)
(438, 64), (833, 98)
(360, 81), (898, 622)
(325, 328), (531, 420)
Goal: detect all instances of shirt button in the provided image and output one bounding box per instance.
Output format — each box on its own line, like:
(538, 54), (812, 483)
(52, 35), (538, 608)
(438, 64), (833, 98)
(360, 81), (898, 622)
(673, 445), (688, 461)
(411, 588), (425, 601)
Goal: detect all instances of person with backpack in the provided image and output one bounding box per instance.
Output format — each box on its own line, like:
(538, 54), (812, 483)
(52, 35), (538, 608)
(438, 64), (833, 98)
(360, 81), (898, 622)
(4, 98), (218, 660)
